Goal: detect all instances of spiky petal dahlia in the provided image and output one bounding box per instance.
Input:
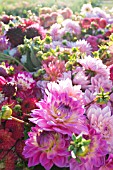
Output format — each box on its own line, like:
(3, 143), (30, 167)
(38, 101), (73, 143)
(69, 128), (108, 170)
(30, 78), (88, 136)
(23, 126), (70, 169)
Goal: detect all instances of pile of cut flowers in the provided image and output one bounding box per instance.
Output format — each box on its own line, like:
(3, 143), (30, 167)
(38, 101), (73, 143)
(1, 3), (113, 170)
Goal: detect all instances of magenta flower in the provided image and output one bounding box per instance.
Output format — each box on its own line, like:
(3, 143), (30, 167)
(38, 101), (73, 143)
(9, 71), (36, 91)
(99, 154), (113, 170)
(30, 78), (88, 136)
(69, 128), (108, 170)
(23, 126), (70, 169)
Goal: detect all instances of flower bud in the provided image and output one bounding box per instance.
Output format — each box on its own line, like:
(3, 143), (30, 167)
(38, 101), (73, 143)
(1, 105), (12, 119)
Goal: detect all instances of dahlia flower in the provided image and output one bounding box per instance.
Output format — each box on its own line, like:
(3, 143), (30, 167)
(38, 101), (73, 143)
(69, 128), (108, 170)
(72, 69), (90, 89)
(0, 129), (15, 150)
(5, 150), (17, 170)
(25, 23), (46, 40)
(42, 56), (66, 81)
(23, 126), (70, 169)
(86, 35), (99, 51)
(5, 120), (24, 140)
(50, 23), (61, 41)
(75, 39), (92, 55)
(62, 19), (81, 35)
(99, 154), (113, 170)
(30, 78), (88, 136)
(78, 56), (109, 77)
(89, 74), (112, 93)
(87, 106), (113, 152)
(9, 71), (36, 91)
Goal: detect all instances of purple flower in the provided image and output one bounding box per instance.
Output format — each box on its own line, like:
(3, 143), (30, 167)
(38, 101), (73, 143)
(23, 126), (70, 169)
(0, 35), (10, 51)
(30, 78), (88, 136)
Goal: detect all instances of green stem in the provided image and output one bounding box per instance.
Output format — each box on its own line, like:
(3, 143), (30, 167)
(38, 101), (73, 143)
(0, 52), (29, 72)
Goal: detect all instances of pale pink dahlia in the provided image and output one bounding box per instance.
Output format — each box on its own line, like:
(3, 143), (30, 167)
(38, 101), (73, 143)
(78, 56), (109, 77)
(75, 39), (92, 55)
(87, 106), (113, 152)
(50, 23), (61, 41)
(62, 19), (81, 35)
(69, 128), (108, 170)
(23, 126), (70, 169)
(89, 74), (112, 93)
(30, 78), (88, 136)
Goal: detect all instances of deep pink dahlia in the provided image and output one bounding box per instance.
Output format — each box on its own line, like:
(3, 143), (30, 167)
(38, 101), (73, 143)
(23, 126), (70, 169)
(69, 128), (108, 170)
(30, 78), (88, 136)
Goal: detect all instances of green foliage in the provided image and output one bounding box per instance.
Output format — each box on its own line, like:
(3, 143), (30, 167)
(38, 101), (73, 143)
(0, 0), (102, 17)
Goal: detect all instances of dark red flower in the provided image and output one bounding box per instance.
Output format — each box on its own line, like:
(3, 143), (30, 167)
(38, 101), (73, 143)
(5, 120), (24, 140)
(21, 97), (37, 113)
(2, 82), (17, 97)
(0, 129), (15, 150)
(15, 140), (26, 160)
(5, 150), (17, 170)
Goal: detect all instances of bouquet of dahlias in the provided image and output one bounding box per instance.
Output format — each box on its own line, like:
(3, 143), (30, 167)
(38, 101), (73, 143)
(0, 3), (113, 170)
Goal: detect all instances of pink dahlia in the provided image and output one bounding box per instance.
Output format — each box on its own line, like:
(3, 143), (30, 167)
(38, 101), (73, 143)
(86, 35), (98, 51)
(62, 19), (81, 35)
(87, 106), (113, 152)
(50, 23), (61, 41)
(30, 78), (88, 136)
(23, 126), (70, 169)
(75, 39), (92, 55)
(69, 128), (108, 170)
(78, 56), (109, 77)
(99, 154), (113, 170)
(89, 74), (112, 93)
(42, 56), (66, 81)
